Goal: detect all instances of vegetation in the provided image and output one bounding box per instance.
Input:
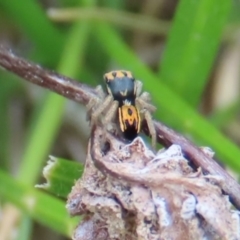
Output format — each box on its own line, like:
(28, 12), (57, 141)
(0, 0), (240, 239)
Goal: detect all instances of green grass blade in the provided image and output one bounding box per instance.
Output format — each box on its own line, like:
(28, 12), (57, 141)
(48, 7), (170, 36)
(36, 157), (83, 198)
(0, 170), (78, 237)
(0, 73), (22, 170)
(0, 0), (65, 63)
(17, 216), (32, 240)
(94, 23), (240, 171)
(209, 98), (240, 128)
(159, 0), (230, 106)
(18, 18), (93, 185)
(18, 94), (65, 185)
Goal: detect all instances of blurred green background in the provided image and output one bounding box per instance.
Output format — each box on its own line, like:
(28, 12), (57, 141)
(0, 0), (240, 239)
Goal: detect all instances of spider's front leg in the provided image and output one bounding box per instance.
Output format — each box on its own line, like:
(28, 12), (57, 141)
(142, 109), (157, 149)
(86, 85), (117, 128)
(135, 80), (143, 97)
(135, 80), (156, 112)
(136, 98), (157, 148)
(86, 85), (120, 136)
(135, 81), (157, 148)
(90, 94), (114, 127)
(137, 92), (156, 113)
(104, 100), (119, 126)
(86, 85), (106, 121)
(96, 99), (120, 136)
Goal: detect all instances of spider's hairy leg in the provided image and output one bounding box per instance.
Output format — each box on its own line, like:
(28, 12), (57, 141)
(95, 85), (106, 99)
(135, 80), (143, 97)
(139, 91), (151, 102)
(103, 100), (119, 134)
(90, 94), (113, 126)
(135, 88), (156, 148)
(86, 97), (99, 121)
(104, 100), (119, 123)
(86, 85), (106, 121)
(136, 95), (156, 113)
(143, 109), (156, 149)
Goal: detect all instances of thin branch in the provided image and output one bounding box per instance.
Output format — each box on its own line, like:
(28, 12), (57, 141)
(1, 45), (240, 209)
(47, 7), (238, 42)
(143, 121), (240, 208)
(0, 45), (96, 104)
(47, 7), (170, 36)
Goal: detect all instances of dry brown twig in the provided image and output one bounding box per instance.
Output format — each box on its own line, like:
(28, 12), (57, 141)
(1, 45), (240, 238)
(67, 126), (240, 240)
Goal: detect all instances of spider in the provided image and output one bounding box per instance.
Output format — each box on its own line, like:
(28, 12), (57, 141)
(87, 70), (157, 148)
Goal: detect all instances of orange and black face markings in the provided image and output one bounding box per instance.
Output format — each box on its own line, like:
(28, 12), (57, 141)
(104, 70), (133, 82)
(102, 70), (143, 141)
(103, 70), (136, 103)
(118, 104), (141, 140)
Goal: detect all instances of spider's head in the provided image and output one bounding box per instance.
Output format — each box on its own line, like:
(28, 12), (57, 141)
(103, 70), (136, 102)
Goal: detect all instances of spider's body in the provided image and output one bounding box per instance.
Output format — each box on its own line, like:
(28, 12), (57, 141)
(87, 70), (157, 148)
(104, 70), (140, 139)
(118, 103), (140, 140)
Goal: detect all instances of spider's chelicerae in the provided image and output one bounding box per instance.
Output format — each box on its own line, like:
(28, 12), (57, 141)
(87, 70), (157, 148)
